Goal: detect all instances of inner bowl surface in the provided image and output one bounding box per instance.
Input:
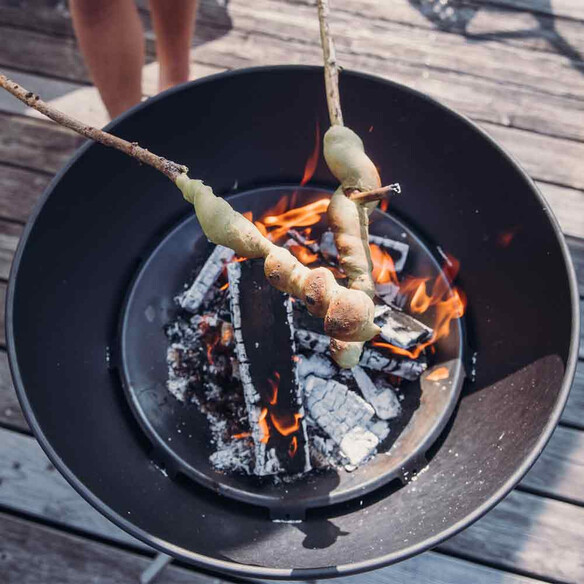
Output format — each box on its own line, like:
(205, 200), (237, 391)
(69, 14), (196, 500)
(119, 185), (464, 516)
(7, 66), (579, 579)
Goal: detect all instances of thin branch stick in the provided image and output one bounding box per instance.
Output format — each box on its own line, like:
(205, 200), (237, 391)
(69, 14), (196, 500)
(348, 183), (401, 204)
(317, 0), (343, 126)
(0, 73), (188, 182)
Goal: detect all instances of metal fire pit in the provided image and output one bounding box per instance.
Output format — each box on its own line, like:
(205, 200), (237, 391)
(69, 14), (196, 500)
(6, 66), (579, 580)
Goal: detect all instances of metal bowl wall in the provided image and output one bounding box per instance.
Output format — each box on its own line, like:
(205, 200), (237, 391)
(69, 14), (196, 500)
(6, 66), (579, 579)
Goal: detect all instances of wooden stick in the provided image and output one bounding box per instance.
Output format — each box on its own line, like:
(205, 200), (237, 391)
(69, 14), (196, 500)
(0, 73), (188, 182)
(348, 183), (401, 204)
(317, 0), (343, 126)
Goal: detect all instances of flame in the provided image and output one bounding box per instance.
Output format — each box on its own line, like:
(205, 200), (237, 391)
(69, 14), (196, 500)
(258, 408), (270, 444)
(289, 244), (319, 265)
(289, 436), (298, 458)
(300, 121), (320, 186)
(242, 211), (253, 221)
(370, 243), (399, 285)
(379, 199), (389, 212)
(233, 432), (251, 440)
(261, 198), (330, 242)
(426, 366), (450, 381)
(271, 412), (303, 437)
(219, 282), (229, 291)
(268, 372), (280, 405)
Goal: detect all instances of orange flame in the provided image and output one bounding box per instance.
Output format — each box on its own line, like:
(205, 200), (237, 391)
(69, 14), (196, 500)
(219, 282), (229, 291)
(289, 244), (319, 265)
(268, 372), (280, 406)
(289, 436), (298, 458)
(370, 243), (399, 285)
(258, 408), (270, 444)
(300, 121), (320, 186)
(271, 412), (303, 437)
(426, 366), (450, 381)
(261, 198), (330, 242)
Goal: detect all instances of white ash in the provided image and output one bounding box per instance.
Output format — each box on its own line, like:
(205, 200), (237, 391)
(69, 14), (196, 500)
(297, 353), (337, 380)
(210, 437), (254, 474)
(375, 281), (401, 305)
(295, 329), (331, 354)
(352, 365), (401, 420)
(340, 427), (380, 467)
(304, 375), (387, 467)
(369, 420), (391, 442)
(375, 304), (433, 350)
(178, 245), (234, 313)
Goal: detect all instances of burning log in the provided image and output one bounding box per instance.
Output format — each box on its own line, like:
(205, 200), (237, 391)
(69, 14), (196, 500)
(304, 375), (384, 466)
(178, 245), (234, 313)
(352, 366), (401, 420)
(228, 259), (311, 476)
(375, 304), (433, 350)
(295, 329), (426, 381)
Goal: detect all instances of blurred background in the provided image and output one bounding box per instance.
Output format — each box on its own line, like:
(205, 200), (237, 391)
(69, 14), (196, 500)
(0, 1), (582, 583)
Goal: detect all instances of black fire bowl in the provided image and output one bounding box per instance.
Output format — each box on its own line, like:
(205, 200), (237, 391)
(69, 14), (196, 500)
(6, 66), (580, 580)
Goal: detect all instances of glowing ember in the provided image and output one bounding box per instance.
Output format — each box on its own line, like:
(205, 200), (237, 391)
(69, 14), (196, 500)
(219, 282), (229, 291)
(497, 227), (519, 248)
(268, 372), (280, 406)
(233, 432), (251, 440)
(289, 436), (298, 458)
(426, 366), (450, 381)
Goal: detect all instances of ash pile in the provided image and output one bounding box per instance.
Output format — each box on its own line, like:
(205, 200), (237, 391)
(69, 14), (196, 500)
(166, 229), (432, 478)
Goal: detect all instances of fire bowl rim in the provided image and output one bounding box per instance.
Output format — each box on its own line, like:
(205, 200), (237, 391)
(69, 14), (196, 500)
(6, 65), (580, 580)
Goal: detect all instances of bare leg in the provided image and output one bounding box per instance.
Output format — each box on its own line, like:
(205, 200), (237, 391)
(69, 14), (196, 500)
(70, 0), (144, 119)
(149, 0), (198, 92)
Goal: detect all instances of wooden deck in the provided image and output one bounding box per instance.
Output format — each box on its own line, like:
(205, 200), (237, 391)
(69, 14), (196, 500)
(0, 0), (583, 582)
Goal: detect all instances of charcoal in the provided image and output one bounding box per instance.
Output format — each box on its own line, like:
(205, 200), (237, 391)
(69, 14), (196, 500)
(287, 229), (320, 253)
(374, 304), (433, 350)
(228, 260), (311, 476)
(352, 366), (401, 420)
(295, 328), (427, 381)
(178, 245), (234, 312)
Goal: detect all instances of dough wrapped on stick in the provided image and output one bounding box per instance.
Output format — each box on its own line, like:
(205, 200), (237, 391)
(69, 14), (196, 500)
(176, 176), (380, 344)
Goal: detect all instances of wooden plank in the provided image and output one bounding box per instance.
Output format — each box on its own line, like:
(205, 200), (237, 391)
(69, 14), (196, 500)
(477, 0), (584, 22)
(0, 113), (84, 175)
(567, 237), (584, 296)
(323, 0), (584, 57)
(520, 424), (584, 504)
(0, 427), (147, 551)
(0, 282), (4, 346)
(0, 426), (560, 584)
(189, 16), (584, 142)
(0, 24), (89, 84)
(538, 183), (584, 239)
(0, 351), (28, 432)
(0, 512), (214, 584)
(0, 69), (82, 117)
(483, 123), (584, 190)
(0, 164), (51, 223)
(563, 359), (584, 430)
(441, 489), (584, 583)
(194, 0), (584, 102)
(1, 0), (583, 144)
(0, 219), (20, 280)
